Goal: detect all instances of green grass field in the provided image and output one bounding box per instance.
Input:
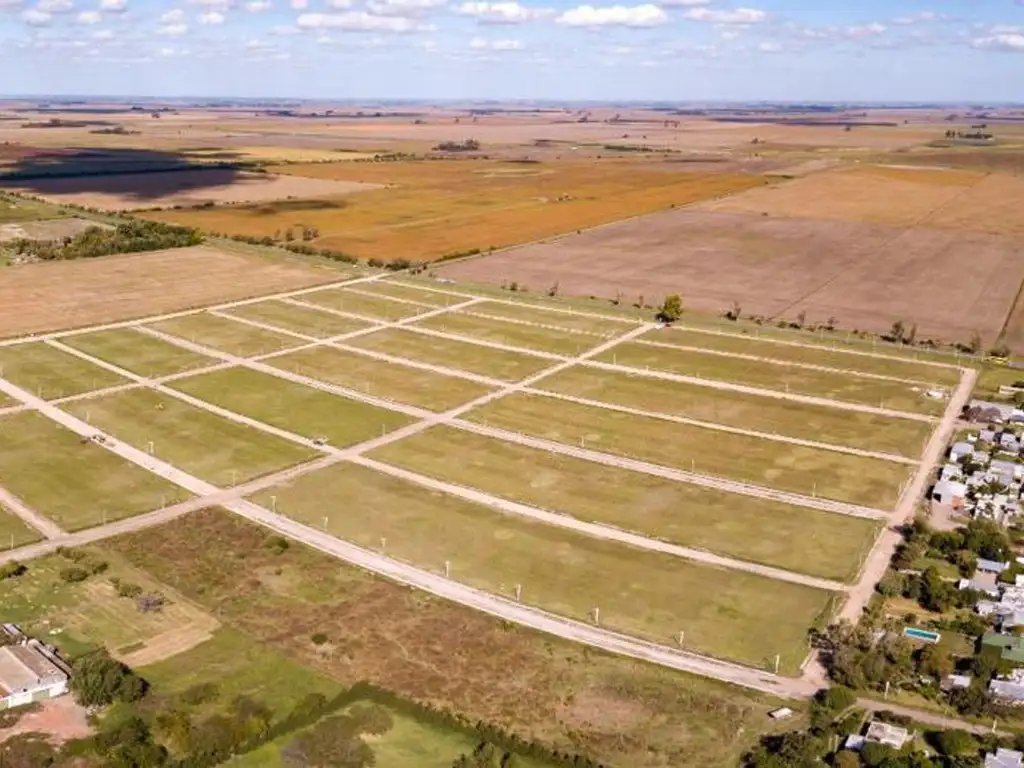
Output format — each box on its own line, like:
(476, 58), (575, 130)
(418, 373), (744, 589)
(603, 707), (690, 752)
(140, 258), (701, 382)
(299, 288), (432, 321)
(0, 410), (190, 530)
(359, 282), (467, 307)
(534, 366), (932, 458)
(369, 426), (879, 581)
(61, 388), (317, 486)
(228, 706), (484, 768)
(253, 462), (833, 672)
(466, 393), (908, 508)
(0, 503), (41, 548)
(267, 346), (493, 412)
(221, 300), (375, 339)
(415, 312), (609, 356)
(467, 301), (639, 336)
(170, 367), (414, 446)
(346, 328), (552, 382)
(0, 342), (127, 399)
(60, 328), (216, 378)
(143, 627), (343, 720)
(596, 342), (946, 415)
(147, 313), (304, 358)
(642, 328), (962, 386)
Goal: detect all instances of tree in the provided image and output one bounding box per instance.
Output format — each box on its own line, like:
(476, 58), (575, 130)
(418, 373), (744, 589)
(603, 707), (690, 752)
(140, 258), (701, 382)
(920, 566), (957, 613)
(932, 728), (977, 756)
(963, 519), (1011, 561)
(745, 731), (825, 768)
(917, 645), (954, 679)
(860, 742), (897, 767)
(969, 332), (983, 355)
(70, 652), (147, 707)
(888, 320), (906, 343)
(657, 294), (683, 322)
(832, 751), (860, 768)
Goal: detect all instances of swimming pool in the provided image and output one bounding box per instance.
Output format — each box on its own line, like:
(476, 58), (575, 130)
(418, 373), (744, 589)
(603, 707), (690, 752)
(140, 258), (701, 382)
(903, 627), (941, 643)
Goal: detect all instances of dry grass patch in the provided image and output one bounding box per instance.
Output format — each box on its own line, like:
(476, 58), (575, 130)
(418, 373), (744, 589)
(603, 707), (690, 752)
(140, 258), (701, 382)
(466, 393), (908, 507)
(144, 159), (766, 261)
(0, 503), (42, 547)
(356, 281), (468, 307)
(299, 288), (432, 321)
(0, 245), (346, 340)
(267, 346), (493, 412)
(370, 425), (879, 581)
(415, 312), (609, 356)
(220, 300), (375, 339)
(0, 342), (126, 399)
(253, 462), (832, 671)
(534, 366), (932, 458)
(466, 301), (640, 336)
(0, 410), (190, 530)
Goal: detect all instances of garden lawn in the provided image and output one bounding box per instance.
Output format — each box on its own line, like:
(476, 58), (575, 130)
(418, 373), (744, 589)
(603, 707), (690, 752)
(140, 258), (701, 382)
(60, 327), (216, 378)
(370, 426), (879, 582)
(169, 367), (414, 446)
(252, 462), (834, 672)
(61, 388), (317, 486)
(0, 410), (190, 530)
(346, 328), (552, 382)
(0, 342), (126, 399)
(465, 393), (908, 508)
(266, 346), (493, 412)
(533, 366), (932, 458)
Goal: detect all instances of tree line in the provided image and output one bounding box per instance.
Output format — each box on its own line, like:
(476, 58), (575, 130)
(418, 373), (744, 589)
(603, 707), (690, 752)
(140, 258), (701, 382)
(7, 220), (202, 262)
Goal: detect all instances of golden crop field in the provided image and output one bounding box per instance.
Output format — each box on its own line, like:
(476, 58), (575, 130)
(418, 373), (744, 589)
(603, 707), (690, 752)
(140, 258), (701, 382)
(142, 159), (768, 261)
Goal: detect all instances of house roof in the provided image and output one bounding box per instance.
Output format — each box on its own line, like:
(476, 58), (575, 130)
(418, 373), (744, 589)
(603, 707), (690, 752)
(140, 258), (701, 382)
(0, 644), (66, 697)
(978, 559), (1010, 573)
(865, 721), (910, 748)
(986, 748), (1024, 768)
(990, 679), (1024, 701)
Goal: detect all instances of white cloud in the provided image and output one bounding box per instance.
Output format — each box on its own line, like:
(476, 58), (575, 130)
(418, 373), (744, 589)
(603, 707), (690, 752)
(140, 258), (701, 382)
(843, 22), (886, 39)
(368, 0), (443, 15)
(188, 0), (230, 8)
(296, 11), (427, 30)
(892, 11), (940, 25)
(245, 0), (270, 9)
(36, 0), (73, 12)
(92, 26), (113, 37)
(556, 3), (666, 27)
(270, 22), (297, 33)
(158, 21), (188, 34)
(654, 0), (706, 5)
(199, 9), (225, 22)
(684, 6), (764, 24)
(454, 1), (550, 24)
(0, 0), (24, 8)
(21, 7), (51, 22)
(972, 33), (1024, 52)
(757, 40), (781, 52)
(159, 8), (184, 22)
(77, 8), (100, 21)
(290, 0), (307, 7)
(325, 0), (352, 7)
(470, 35), (522, 49)
(99, 0), (126, 11)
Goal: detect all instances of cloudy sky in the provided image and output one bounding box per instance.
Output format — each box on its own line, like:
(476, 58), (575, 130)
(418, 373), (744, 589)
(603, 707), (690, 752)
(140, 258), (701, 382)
(1, 0), (1023, 101)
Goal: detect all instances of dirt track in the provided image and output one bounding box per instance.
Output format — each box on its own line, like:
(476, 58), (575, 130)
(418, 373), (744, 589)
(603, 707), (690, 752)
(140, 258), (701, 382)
(437, 209), (1024, 348)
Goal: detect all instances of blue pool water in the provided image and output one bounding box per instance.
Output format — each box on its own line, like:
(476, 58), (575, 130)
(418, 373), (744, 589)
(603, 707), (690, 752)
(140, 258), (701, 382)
(903, 627), (941, 643)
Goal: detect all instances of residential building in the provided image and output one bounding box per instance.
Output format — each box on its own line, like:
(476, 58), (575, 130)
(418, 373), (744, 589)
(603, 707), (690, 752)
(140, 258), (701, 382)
(0, 626), (70, 711)
(986, 748), (1024, 768)
(864, 721), (910, 749)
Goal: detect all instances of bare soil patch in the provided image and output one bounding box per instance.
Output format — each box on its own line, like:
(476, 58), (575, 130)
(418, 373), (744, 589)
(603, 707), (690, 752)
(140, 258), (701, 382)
(437, 209), (1024, 347)
(0, 217), (111, 242)
(0, 169), (379, 212)
(0, 697), (91, 745)
(0, 244), (344, 338)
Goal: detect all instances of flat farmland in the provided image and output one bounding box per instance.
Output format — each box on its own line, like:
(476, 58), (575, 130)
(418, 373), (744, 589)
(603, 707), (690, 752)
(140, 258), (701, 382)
(641, 328), (962, 386)
(437, 207), (1024, 348)
(415, 312), (609, 356)
(142, 159), (767, 261)
(354, 281), (469, 307)
(169, 367), (414, 446)
(298, 288), (432, 321)
(369, 426), (879, 581)
(597, 342), (945, 415)
(466, 393), (908, 507)
(146, 313), (304, 358)
(533, 366), (931, 458)
(0, 245), (347, 340)
(0, 341), (126, 399)
(61, 388), (317, 486)
(346, 328), (551, 382)
(1, 169), (380, 212)
(220, 300), (375, 339)
(0, 503), (41, 547)
(253, 461), (833, 671)
(466, 301), (641, 336)
(60, 327), (215, 378)
(266, 346), (493, 412)
(0, 410), (190, 530)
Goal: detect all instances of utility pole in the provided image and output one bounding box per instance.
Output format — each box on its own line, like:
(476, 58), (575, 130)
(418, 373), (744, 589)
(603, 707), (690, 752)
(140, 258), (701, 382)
(514, 584), (522, 601)
(593, 607), (600, 626)
(677, 630), (684, 647)
(444, 560), (451, 578)
(322, 516), (328, 531)
(380, 537), (386, 552)
(774, 655), (780, 674)
(270, 495), (277, 513)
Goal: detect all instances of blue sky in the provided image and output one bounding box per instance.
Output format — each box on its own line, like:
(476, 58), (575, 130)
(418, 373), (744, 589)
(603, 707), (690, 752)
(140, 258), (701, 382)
(1, 0), (1023, 100)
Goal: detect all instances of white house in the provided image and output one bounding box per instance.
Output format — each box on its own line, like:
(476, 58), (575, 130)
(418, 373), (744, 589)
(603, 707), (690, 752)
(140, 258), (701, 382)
(0, 632), (70, 711)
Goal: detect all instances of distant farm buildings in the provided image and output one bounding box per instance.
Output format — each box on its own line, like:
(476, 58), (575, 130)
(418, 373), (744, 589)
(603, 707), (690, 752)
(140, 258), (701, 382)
(0, 624), (70, 711)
